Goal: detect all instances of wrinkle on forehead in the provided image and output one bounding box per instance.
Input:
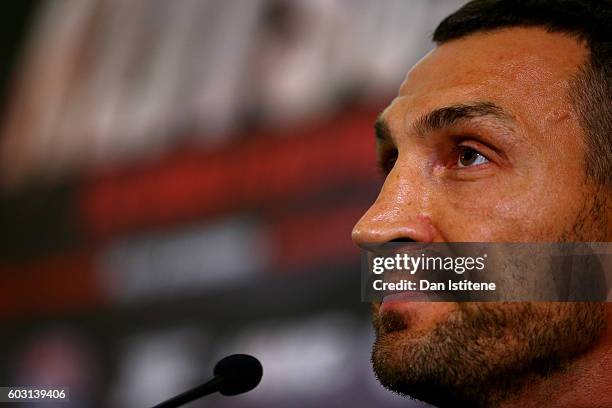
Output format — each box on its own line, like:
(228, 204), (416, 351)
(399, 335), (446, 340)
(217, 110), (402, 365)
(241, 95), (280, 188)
(400, 27), (587, 98)
(387, 26), (587, 147)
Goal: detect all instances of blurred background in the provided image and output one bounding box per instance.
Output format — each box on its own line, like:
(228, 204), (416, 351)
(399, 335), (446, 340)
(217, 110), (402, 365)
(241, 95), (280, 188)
(0, 1), (463, 406)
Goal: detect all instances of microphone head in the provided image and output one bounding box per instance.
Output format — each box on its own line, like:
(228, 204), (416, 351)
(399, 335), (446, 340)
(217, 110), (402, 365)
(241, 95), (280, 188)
(213, 354), (263, 396)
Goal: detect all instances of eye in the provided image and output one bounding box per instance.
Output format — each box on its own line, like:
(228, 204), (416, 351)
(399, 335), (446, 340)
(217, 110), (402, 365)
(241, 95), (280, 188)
(456, 147), (489, 168)
(378, 147), (398, 176)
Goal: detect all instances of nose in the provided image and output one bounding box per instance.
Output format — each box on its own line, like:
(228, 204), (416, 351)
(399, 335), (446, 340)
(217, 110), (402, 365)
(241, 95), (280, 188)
(351, 169), (439, 250)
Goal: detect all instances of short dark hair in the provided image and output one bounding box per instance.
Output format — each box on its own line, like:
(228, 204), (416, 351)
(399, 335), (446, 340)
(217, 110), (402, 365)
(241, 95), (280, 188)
(433, 0), (612, 185)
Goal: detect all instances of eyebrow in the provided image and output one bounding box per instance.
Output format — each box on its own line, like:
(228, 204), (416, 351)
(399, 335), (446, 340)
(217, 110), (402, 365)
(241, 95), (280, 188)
(375, 101), (515, 142)
(414, 101), (514, 135)
(374, 115), (392, 141)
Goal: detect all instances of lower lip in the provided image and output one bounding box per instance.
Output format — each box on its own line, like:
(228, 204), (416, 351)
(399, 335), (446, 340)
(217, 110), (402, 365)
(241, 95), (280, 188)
(379, 291), (429, 313)
(383, 291), (428, 302)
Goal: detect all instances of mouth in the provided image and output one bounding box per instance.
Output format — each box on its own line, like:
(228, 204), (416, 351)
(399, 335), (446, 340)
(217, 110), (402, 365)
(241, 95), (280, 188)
(377, 291), (446, 326)
(382, 291), (429, 303)
(378, 293), (424, 315)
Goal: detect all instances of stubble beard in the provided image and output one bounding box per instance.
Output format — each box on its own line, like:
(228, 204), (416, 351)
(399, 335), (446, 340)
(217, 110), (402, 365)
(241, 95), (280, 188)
(371, 189), (609, 407)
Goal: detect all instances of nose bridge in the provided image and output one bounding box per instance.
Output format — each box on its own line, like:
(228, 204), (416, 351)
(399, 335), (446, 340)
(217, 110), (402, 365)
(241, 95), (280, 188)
(352, 162), (436, 245)
(380, 162), (425, 212)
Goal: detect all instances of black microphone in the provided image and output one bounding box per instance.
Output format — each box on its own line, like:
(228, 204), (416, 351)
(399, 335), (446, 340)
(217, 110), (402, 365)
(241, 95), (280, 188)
(152, 354), (263, 408)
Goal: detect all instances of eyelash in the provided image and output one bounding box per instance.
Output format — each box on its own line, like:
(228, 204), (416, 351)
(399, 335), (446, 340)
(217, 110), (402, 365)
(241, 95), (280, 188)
(377, 143), (491, 177)
(452, 145), (491, 168)
(377, 148), (398, 176)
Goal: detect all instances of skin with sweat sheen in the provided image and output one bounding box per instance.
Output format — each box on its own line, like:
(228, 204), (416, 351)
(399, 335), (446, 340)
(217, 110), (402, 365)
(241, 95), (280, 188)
(352, 27), (611, 408)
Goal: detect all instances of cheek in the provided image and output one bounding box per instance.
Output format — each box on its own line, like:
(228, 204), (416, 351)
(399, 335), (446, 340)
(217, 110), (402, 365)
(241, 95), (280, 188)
(434, 176), (582, 242)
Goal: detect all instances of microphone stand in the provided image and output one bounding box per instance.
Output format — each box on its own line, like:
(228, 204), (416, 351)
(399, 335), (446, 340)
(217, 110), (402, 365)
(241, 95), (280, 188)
(152, 376), (224, 408)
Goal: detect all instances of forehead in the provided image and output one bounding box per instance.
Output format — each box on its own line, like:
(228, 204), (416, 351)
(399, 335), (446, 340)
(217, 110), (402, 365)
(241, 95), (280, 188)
(389, 27), (587, 128)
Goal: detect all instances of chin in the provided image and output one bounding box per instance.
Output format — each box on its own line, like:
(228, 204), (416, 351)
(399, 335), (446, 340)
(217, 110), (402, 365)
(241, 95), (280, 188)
(371, 302), (607, 408)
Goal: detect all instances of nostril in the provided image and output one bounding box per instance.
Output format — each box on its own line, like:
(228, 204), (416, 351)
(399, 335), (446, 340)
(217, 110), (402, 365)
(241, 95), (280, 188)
(389, 238), (415, 243)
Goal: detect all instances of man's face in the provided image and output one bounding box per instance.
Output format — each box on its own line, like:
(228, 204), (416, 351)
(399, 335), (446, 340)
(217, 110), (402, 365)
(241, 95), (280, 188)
(352, 27), (609, 407)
